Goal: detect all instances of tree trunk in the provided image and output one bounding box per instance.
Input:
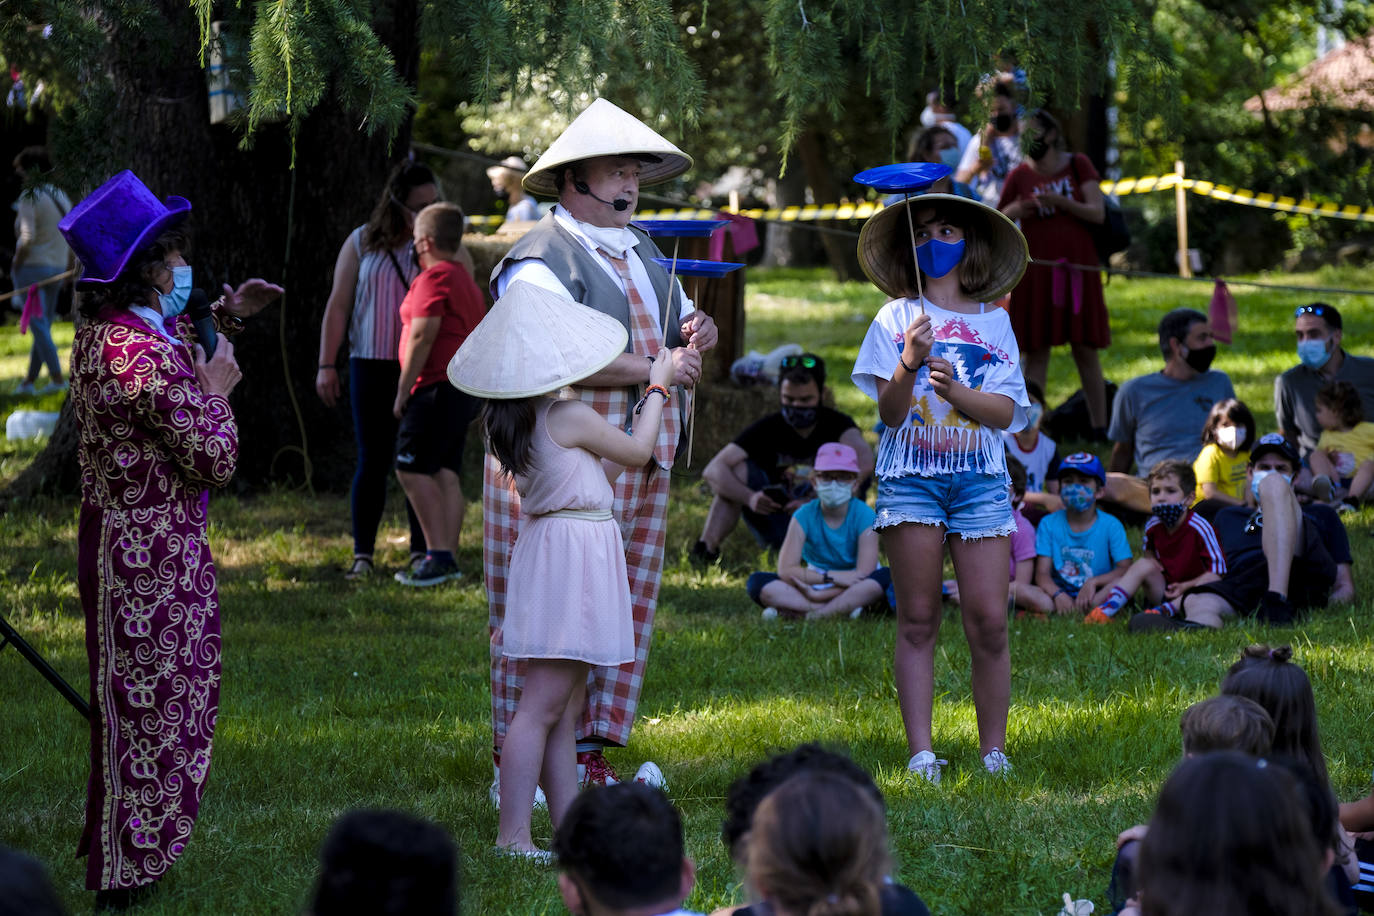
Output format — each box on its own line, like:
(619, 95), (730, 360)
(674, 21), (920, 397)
(759, 163), (817, 268)
(795, 127), (862, 282)
(3, 0), (419, 502)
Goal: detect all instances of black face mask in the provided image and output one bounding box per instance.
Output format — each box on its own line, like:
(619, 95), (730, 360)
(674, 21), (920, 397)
(992, 113), (1014, 133)
(780, 405), (818, 429)
(1027, 136), (1051, 161)
(1183, 344), (1216, 373)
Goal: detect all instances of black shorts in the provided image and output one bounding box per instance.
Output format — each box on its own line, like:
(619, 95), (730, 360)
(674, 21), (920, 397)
(1184, 556), (1333, 618)
(395, 382), (480, 475)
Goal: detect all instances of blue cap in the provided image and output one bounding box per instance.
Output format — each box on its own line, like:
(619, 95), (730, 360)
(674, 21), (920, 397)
(1055, 452), (1106, 485)
(1249, 433), (1299, 467)
(852, 162), (952, 194)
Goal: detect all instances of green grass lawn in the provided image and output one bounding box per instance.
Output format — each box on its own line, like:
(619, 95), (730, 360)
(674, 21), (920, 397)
(2, 267), (1373, 915)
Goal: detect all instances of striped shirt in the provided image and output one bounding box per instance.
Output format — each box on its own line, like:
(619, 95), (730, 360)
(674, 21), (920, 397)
(1143, 509), (1227, 584)
(347, 226), (418, 360)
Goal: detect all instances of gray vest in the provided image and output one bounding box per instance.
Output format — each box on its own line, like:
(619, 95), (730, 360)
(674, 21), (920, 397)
(490, 213), (685, 349)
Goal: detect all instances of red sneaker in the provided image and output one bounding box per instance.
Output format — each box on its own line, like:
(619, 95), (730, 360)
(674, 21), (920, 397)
(577, 750), (621, 788)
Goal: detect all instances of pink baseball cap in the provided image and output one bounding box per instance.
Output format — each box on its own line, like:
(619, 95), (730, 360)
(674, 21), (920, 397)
(814, 442), (860, 474)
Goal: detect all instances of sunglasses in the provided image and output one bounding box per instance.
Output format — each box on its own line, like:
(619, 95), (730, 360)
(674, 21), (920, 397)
(1294, 305), (1330, 317)
(780, 355), (822, 370)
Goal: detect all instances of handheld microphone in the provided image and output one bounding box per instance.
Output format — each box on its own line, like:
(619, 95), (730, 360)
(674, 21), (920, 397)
(574, 179), (630, 212)
(187, 288), (218, 359)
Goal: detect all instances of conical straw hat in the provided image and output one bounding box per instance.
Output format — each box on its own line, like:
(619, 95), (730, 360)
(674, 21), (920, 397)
(447, 281), (630, 399)
(857, 194), (1028, 303)
(523, 98), (692, 198)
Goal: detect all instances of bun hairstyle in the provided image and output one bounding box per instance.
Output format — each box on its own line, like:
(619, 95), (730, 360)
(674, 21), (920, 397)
(1221, 645), (1327, 787)
(364, 159), (439, 252)
(1136, 751), (1342, 916)
(746, 770), (888, 916)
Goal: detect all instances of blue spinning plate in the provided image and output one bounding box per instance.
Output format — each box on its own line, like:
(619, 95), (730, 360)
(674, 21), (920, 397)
(852, 162), (951, 193)
(651, 258), (745, 277)
(632, 219), (730, 237)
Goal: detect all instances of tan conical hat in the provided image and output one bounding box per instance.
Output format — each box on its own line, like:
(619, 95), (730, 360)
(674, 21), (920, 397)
(447, 281), (629, 399)
(523, 98), (693, 199)
(857, 194), (1029, 303)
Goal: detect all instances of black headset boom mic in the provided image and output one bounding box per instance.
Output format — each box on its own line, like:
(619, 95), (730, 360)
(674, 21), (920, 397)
(573, 179), (630, 212)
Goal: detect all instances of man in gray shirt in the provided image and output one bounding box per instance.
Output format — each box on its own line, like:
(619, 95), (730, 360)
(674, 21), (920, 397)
(1275, 303), (1374, 458)
(1109, 308), (1236, 476)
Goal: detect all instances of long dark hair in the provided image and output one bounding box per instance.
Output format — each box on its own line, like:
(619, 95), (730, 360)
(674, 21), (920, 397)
(483, 398), (540, 478)
(78, 228), (190, 320)
(363, 160), (437, 252)
(1221, 644), (1328, 787)
(882, 200), (999, 301)
(1137, 752), (1340, 916)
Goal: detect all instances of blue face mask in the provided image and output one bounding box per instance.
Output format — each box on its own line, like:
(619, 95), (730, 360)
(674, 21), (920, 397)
(1061, 482), (1095, 512)
(1297, 338), (1332, 370)
(1250, 469), (1292, 501)
(1024, 402), (1044, 429)
(939, 147), (963, 170)
(916, 238), (965, 279)
(158, 265), (193, 318)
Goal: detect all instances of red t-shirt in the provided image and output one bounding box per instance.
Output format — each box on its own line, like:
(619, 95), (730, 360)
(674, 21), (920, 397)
(398, 259), (485, 392)
(1143, 509), (1227, 584)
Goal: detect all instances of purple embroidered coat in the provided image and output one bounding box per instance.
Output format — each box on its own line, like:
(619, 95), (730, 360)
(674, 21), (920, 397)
(71, 308), (237, 890)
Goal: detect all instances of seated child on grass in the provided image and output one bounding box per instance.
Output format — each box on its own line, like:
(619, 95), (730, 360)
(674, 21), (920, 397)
(746, 443), (890, 620)
(1193, 398), (1256, 515)
(1309, 380), (1374, 505)
(1085, 460), (1226, 625)
(1033, 452), (1133, 616)
(946, 458), (1052, 617)
(1107, 694), (1275, 914)
(1002, 381), (1062, 522)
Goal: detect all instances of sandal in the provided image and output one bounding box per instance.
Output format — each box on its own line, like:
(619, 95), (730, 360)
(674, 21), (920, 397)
(344, 556), (374, 580)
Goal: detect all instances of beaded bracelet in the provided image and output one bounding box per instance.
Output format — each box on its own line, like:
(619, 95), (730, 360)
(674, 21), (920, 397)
(634, 384), (670, 414)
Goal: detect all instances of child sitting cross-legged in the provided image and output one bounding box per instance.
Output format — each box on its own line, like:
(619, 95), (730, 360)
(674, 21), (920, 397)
(1034, 452), (1133, 616)
(1085, 460), (1226, 625)
(1309, 380), (1374, 506)
(746, 442), (891, 620)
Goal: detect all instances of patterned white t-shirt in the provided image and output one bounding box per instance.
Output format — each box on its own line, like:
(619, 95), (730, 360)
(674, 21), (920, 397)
(853, 298), (1029, 479)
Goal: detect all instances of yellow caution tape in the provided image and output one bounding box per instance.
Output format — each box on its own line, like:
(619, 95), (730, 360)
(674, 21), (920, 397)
(1101, 175), (1374, 222)
(467, 176), (1374, 225)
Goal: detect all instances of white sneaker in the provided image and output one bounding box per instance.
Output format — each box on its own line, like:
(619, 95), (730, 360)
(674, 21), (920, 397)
(906, 750), (947, 785)
(982, 748), (1012, 775)
(849, 607), (864, 619)
(488, 774), (548, 810)
(634, 760), (666, 790)
(761, 607), (779, 620)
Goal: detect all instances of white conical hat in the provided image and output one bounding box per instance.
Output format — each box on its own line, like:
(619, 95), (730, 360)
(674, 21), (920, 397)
(447, 281), (629, 399)
(523, 98), (693, 198)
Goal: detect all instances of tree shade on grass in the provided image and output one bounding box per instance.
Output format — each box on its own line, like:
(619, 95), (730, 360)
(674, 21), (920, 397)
(1, 265), (1372, 914)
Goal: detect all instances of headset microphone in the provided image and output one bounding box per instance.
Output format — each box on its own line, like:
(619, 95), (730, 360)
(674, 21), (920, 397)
(573, 180), (631, 212)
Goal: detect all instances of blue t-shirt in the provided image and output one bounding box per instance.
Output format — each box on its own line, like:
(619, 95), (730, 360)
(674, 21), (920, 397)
(1035, 509), (1132, 595)
(794, 498), (877, 571)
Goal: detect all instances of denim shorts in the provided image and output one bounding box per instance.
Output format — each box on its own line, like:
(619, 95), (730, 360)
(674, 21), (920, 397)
(875, 469), (1015, 539)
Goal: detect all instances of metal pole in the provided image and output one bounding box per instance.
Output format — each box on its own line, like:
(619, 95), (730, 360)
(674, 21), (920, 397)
(1175, 159), (1192, 278)
(0, 614), (92, 720)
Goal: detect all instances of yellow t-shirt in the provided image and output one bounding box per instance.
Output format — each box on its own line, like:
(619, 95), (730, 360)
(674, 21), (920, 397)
(1316, 421), (1374, 478)
(1193, 443), (1249, 502)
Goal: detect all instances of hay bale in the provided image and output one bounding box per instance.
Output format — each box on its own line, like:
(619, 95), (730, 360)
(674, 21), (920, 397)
(678, 379), (777, 469)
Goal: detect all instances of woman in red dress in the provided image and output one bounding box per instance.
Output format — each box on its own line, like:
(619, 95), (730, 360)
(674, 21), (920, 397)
(998, 110), (1110, 437)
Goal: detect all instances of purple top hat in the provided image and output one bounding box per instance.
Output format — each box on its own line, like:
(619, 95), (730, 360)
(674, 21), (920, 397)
(58, 170), (191, 284)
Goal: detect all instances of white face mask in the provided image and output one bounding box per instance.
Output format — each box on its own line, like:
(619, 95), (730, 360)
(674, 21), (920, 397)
(579, 222), (639, 259)
(1216, 425), (1241, 451)
(816, 480), (853, 509)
